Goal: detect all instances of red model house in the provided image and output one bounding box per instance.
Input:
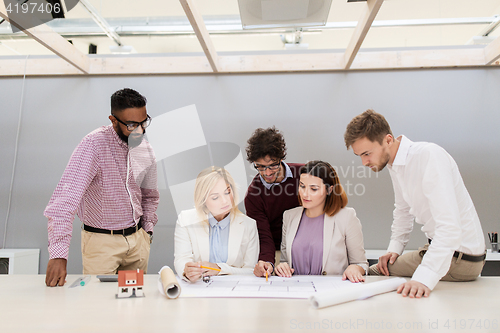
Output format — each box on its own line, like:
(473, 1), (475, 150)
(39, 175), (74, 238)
(117, 269), (144, 298)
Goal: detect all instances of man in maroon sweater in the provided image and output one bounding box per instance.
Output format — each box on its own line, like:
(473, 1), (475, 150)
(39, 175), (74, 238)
(244, 127), (303, 277)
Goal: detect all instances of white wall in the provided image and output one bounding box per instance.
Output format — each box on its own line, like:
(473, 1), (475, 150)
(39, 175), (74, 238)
(1, 68), (499, 274)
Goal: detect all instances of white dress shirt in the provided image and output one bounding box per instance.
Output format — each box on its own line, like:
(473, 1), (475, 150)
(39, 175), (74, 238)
(387, 135), (485, 290)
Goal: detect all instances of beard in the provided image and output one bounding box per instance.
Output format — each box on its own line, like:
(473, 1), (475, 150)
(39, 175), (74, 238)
(115, 125), (145, 148)
(371, 151), (391, 172)
(128, 130), (145, 148)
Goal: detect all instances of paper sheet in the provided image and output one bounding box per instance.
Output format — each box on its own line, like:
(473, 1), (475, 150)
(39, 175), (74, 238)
(157, 266), (181, 299)
(177, 275), (361, 299)
(309, 277), (407, 308)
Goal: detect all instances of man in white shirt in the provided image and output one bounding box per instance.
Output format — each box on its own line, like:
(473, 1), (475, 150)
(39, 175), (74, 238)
(344, 109), (486, 298)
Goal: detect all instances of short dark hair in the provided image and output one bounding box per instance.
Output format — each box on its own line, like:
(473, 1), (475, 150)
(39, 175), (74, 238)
(344, 109), (393, 149)
(246, 126), (287, 163)
(111, 88), (147, 114)
(298, 160), (347, 217)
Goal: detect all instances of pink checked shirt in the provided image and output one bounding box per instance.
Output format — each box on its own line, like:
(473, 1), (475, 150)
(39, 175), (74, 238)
(44, 125), (160, 260)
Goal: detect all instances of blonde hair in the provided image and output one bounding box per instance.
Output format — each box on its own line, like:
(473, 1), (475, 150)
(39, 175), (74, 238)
(194, 166), (241, 223)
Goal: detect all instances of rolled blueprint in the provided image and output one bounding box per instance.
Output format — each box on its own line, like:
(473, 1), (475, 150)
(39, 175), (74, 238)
(157, 266), (181, 299)
(309, 277), (407, 309)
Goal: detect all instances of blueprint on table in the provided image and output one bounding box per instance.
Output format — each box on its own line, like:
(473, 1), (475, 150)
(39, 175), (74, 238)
(178, 275), (361, 299)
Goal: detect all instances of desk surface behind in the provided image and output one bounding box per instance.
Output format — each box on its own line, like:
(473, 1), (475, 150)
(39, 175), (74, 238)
(1, 275), (498, 333)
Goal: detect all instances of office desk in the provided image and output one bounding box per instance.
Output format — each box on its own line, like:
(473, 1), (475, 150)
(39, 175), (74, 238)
(0, 275), (498, 333)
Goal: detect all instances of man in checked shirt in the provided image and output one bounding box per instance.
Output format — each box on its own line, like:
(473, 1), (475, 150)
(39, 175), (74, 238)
(44, 88), (160, 287)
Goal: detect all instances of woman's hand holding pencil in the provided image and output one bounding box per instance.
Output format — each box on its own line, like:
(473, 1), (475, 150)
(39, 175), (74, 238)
(184, 261), (221, 282)
(200, 262), (221, 274)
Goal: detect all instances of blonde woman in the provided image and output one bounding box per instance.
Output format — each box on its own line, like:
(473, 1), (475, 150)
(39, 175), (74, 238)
(276, 160), (368, 282)
(174, 167), (259, 282)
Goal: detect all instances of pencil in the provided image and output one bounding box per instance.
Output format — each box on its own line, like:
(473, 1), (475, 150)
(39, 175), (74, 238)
(200, 265), (221, 272)
(266, 270), (268, 282)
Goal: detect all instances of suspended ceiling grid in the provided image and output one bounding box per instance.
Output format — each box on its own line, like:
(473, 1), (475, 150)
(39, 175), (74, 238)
(0, 0), (499, 76)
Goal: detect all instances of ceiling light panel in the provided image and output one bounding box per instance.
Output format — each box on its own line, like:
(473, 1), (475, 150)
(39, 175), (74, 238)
(238, 0), (333, 29)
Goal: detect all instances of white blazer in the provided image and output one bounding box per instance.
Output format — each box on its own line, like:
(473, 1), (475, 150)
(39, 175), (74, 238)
(281, 206), (368, 275)
(174, 208), (259, 276)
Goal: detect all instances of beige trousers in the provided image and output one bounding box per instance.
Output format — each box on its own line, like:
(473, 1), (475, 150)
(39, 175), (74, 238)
(81, 228), (151, 275)
(369, 244), (485, 281)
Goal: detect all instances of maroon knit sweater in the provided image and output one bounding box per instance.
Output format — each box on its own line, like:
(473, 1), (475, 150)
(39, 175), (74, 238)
(244, 163), (303, 263)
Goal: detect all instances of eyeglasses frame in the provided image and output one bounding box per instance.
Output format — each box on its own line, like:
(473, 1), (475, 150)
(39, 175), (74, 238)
(253, 160), (282, 172)
(112, 113), (151, 132)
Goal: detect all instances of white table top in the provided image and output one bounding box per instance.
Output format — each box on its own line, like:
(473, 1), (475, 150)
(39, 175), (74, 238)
(1, 274), (498, 333)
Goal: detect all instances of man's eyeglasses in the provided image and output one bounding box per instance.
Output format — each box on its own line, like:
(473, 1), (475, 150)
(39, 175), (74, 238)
(253, 161), (281, 172)
(112, 114), (151, 131)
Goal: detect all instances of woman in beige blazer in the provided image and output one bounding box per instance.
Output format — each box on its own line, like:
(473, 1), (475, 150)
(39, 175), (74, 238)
(174, 167), (259, 282)
(276, 161), (368, 282)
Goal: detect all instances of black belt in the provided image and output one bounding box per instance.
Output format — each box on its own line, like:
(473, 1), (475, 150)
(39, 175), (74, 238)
(428, 239), (486, 262)
(452, 251), (486, 262)
(83, 220), (142, 236)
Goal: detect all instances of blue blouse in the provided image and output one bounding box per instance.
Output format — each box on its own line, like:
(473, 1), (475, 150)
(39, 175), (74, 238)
(208, 213), (231, 263)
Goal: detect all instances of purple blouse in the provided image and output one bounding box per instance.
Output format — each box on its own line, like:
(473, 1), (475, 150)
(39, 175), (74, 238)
(291, 211), (324, 275)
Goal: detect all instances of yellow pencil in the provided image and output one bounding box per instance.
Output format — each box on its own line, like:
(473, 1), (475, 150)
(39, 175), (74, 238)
(266, 270), (268, 282)
(200, 265), (221, 272)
